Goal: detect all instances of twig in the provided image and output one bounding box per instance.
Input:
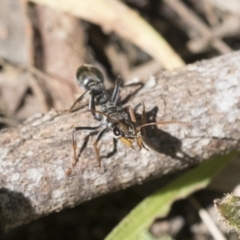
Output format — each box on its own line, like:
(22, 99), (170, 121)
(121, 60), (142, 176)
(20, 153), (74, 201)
(0, 117), (19, 127)
(1, 51), (240, 232)
(163, 0), (232, 54)
(189, 197), (226, 240)
(28, 0), (185, 69)
(0, 58), (49, 112)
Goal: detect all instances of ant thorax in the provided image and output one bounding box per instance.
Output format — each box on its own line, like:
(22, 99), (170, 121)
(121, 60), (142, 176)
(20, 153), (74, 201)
(100, 102), (129, 120)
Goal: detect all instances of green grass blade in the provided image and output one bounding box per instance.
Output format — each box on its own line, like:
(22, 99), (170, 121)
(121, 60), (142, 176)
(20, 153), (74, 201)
(105, 151), (237, 240)
(137, 230), (174, 240)
(137, 230), (158, 240)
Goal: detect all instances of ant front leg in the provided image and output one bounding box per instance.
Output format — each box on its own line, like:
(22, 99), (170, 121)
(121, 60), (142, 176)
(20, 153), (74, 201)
(125, 102), (146, 124)
(125, 106), (137, 123)
(134, 102), (146, 125)
(133, 102), (148, 150)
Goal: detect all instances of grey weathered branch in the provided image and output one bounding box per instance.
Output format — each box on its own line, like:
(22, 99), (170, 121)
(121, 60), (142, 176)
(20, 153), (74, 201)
(1, 51), (240, 232)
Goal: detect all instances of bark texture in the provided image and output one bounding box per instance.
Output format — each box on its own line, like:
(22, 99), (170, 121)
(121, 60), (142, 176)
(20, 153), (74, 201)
(1, 51), (240, 232)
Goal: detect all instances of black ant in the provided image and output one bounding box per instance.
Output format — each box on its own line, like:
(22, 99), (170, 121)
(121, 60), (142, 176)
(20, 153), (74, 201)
(67, 64), (190, 175)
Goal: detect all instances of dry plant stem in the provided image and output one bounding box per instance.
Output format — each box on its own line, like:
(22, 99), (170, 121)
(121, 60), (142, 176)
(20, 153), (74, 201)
(189, 197), (226, 240)
(28, 4), (87, 110)
(28, 0), (185, 70)
(163, 0), (232, 54)
(1, 51), (240, 232)
(202, 0), (219, 27)
(0, 117), (19, 127)
(0, 58), (49, 112)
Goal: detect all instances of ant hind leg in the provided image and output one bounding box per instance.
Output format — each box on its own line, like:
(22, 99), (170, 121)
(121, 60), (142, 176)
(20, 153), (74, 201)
(93, 128), (108, 167)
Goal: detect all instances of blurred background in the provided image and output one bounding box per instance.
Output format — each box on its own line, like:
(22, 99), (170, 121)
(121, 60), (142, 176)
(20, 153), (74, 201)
(1, 0), (240, 239)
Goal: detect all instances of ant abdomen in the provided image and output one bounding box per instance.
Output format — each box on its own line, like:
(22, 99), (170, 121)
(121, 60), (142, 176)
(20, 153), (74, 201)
(76, 64), (105, 94)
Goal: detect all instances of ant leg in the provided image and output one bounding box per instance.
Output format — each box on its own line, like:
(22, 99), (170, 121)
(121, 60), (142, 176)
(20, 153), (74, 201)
(93, 128), (108, 167)
(68, 124), (102, 175)
(69, 90), (90, 112)
(133, 102), (148, 150)
(135, 102), (146, 124)
(126, 106), (137, 123)
(133, 102), (146, 123)
(89, 91), (102, 121)
(111, 76), (123, 105)
(125, 102), (146, 124)
(103, 138), (118, 159)
(125, 104), (148, 150)
(133, 101), (144, 113)
(121, 82), (143, 105)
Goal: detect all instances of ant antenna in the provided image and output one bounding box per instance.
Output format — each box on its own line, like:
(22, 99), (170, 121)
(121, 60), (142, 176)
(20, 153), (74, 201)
(140, 121), (191, 129)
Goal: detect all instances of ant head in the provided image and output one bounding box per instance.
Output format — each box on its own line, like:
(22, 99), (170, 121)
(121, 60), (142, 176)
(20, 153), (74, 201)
(110, 121), (145, 150)
(76, 64), (104, 91)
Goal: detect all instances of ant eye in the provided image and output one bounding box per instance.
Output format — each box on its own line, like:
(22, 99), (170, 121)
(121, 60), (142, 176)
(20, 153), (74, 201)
(113, 126), (121, 136)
